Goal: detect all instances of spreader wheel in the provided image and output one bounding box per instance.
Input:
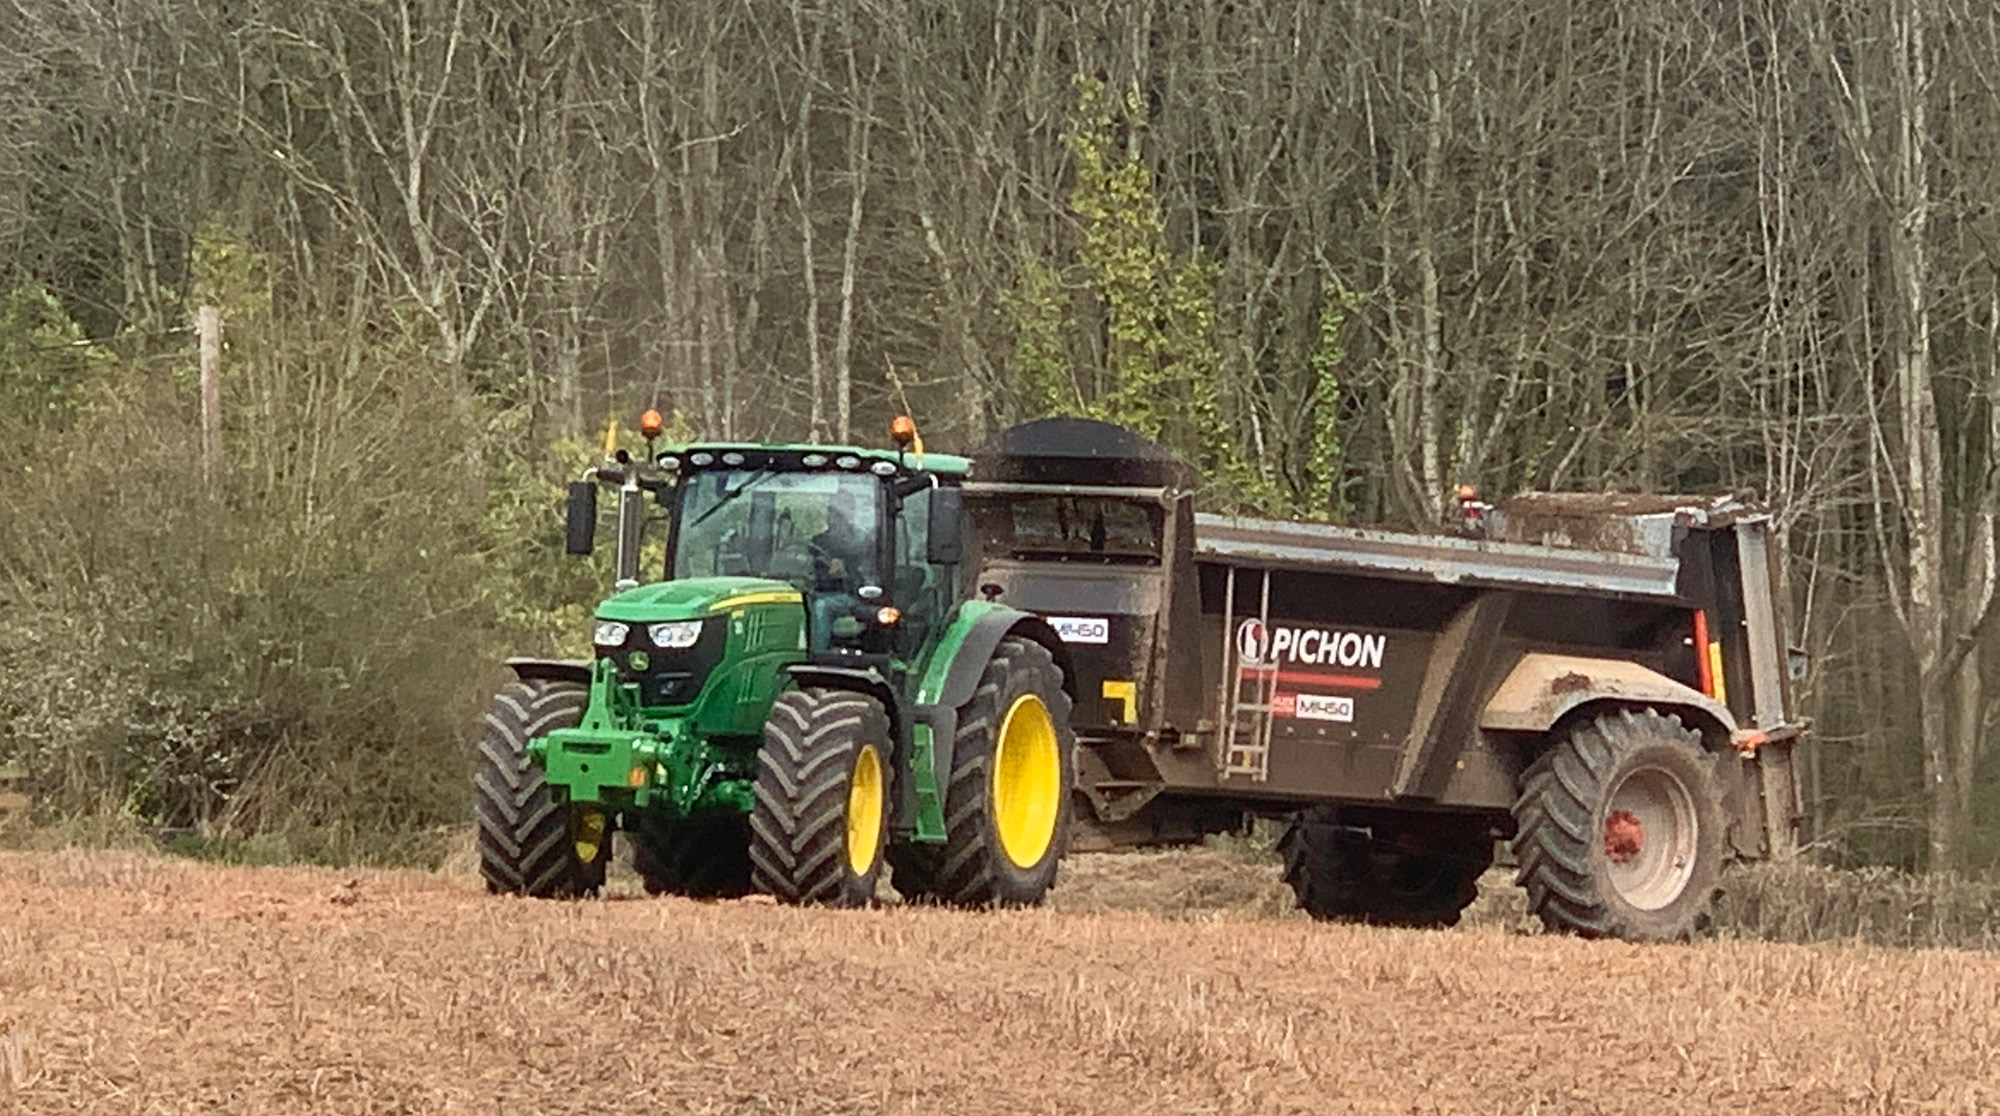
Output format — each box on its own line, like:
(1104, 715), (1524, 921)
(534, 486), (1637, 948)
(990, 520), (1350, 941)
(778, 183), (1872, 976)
(1513, 707), (1725, 942)
(748, 689), (891, 907)
(888, 637), (1074, 907)
(1278, 813), (1491, 928)
(473, 679), (607, 898)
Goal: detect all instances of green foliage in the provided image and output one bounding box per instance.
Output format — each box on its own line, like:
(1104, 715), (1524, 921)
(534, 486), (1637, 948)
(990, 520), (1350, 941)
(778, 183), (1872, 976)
(188, 222), (271, 320)
(1000, 77), (1358, 518)
(1301, 286), (1361, 520)
(1000, 78), (1263, 508)
(1002, 254), (1080, 417)
(1064, 78), (1182, 440)
(1062, 77), (1222, 449)
(0, 284), (108, 457)
(473, 414), (612, 659)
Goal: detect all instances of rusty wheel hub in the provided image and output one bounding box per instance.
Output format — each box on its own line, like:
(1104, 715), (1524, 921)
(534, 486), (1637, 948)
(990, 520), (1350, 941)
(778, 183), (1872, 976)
(1603, 809), (1644, 865)
(1602, 765), (1700, 910)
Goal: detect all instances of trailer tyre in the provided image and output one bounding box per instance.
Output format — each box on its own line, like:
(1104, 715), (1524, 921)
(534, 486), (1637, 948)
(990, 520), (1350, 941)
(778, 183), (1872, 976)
(749, 689), (891, 907)
(473, 679), (606, 898)
(890, 637), (1074, 907)
(1513, 708), (1724, 942)
(1279, 816), (1490, 928)
(632, 817), (754, 899)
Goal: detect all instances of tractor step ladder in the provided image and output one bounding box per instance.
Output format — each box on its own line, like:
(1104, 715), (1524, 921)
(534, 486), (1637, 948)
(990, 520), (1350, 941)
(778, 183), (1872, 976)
(1218, 566), (1277, 783)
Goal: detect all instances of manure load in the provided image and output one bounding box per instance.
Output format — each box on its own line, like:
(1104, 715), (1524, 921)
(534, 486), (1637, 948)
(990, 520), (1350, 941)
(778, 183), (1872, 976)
(964, 418), (1804, 942)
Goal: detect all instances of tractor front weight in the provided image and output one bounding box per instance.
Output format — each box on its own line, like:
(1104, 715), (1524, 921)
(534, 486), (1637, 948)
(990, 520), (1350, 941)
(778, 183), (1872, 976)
(528, 659), (754, 817)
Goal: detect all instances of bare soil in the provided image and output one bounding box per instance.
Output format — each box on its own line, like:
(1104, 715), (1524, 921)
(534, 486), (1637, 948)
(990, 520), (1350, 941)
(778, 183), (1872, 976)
(2, 847), (1996, 1115)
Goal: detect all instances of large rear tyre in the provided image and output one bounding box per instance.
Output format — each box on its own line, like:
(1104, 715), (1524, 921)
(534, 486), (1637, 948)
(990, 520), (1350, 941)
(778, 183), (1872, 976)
(1513, 707), (1725, 942)
(889, 637), (1074, 907)
(632, 816), (754, 899)
(473, 679), (606, 898)
(749, 689), (891, 907)
(1279, 813), (1490, 928)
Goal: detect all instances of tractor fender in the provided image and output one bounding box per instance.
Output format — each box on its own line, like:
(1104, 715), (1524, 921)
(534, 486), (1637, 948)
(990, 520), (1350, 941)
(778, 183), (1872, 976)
(913, 606), (1075, 813)
(505, 657), (593, 687)
(933, 608), (1075, 710)
(785, 663), (899, 722)
(783, 663), (912, 830)
(1480, 652), (1738, 746)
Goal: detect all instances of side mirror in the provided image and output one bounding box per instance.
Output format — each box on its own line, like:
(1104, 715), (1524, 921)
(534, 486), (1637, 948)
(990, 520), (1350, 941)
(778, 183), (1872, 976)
(926, 487), (963, 565)
(565, 481), (597, 555)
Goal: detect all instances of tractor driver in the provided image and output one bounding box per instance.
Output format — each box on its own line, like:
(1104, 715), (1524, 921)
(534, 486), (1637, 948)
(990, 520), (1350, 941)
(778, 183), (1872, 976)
(807, 496), (869, 651)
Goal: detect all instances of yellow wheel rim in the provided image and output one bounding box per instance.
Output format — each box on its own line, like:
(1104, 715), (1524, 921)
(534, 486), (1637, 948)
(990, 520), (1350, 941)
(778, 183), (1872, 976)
(572, 806), (607, 865)
(992, 693), (1061, 869)
(846, 743), (886, 876)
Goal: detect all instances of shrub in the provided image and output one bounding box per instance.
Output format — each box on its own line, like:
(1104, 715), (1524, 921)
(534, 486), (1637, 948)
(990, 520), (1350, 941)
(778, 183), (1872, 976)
(0, 291), (601, 862)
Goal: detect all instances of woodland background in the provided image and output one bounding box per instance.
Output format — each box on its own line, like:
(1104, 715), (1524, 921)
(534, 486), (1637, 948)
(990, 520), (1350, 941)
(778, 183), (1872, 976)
(1, 0), (1996, 872)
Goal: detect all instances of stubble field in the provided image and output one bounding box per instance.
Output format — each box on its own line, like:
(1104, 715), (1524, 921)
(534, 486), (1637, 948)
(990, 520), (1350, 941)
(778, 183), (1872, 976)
(1, 847), (1996, 1116)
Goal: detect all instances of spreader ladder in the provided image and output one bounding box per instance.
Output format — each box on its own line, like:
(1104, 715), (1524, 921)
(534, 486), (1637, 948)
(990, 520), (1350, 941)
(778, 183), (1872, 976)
(1218, 565), (1277, 782)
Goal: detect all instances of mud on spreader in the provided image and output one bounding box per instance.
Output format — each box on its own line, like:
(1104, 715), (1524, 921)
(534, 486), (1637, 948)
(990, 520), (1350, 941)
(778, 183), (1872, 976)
(479, 415), (1804, 941)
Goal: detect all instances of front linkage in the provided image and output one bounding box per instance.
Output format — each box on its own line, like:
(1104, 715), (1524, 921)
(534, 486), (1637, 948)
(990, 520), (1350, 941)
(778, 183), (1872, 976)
(529, 657), (758, 821)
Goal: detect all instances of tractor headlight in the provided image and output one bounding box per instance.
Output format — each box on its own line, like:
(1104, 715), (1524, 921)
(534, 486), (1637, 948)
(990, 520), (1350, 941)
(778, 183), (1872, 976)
(592, 620), (631, 648)
(647, 620), (704, 649)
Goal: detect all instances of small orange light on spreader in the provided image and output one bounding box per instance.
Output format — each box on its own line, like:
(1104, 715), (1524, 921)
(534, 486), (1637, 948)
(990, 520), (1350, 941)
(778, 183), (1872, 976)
(1455, 484), (1479, 502)
(889, 415), (917, 447)
(627, 765), (647, 788)
(639, 409), (665, 439)
(875, 606), (901, 627)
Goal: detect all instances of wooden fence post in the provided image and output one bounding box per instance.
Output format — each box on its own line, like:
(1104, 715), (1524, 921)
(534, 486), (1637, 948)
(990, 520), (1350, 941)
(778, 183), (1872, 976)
(197, 304), (221, 490)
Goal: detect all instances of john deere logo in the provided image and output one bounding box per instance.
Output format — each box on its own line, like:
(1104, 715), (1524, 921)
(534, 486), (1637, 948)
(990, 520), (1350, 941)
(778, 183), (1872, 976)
(1236, 619), (1269, 665)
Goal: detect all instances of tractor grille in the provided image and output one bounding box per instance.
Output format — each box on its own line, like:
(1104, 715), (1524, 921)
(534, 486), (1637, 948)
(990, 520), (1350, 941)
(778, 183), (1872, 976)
(602, 618), (729, 708)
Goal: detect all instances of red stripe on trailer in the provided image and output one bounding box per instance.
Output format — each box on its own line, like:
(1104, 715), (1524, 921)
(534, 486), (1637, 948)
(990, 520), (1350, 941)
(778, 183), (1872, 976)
(1238, 666), (1384, 691)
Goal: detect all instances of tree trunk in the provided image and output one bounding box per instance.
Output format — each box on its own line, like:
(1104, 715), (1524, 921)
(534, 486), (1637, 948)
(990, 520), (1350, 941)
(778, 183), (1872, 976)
(833, 39), (872, 445)
(1416, 61), (1447, 524)
(795, 81), (824, 441)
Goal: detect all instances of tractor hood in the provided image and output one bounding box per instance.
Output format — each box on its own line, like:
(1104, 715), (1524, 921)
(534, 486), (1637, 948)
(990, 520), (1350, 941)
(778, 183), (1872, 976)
(595, 576), (803, 622)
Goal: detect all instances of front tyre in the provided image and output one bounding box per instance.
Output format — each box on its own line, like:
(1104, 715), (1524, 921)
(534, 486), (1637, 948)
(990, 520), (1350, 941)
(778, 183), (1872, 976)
(892, 637), (1074, 907)
(749, 689), (891, 907)
(1513, 708), (1725, 942)
(473, 679), (606, 898)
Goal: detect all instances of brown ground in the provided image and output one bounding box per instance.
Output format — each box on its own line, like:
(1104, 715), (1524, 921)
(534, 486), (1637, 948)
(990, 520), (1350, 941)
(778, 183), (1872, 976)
(2, 848), (1997, 1115)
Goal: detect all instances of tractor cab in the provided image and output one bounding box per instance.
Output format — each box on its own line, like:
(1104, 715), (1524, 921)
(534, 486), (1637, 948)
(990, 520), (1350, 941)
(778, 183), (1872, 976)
(665, 451), (962, 656)
(567, 426), (969, 663)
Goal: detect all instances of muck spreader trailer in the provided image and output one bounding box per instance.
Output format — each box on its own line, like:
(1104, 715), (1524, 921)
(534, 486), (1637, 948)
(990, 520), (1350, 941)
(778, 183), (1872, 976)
(476, 413), (1078, 908)
(963, 419), (1806, 942)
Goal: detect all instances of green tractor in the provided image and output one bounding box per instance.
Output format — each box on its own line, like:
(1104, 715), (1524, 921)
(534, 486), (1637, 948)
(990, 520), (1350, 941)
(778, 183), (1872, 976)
(474, 414), (1077, 907)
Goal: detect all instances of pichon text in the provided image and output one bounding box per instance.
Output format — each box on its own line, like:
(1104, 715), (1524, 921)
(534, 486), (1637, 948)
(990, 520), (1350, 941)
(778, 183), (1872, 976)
(1238, 619), (1387, 671)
